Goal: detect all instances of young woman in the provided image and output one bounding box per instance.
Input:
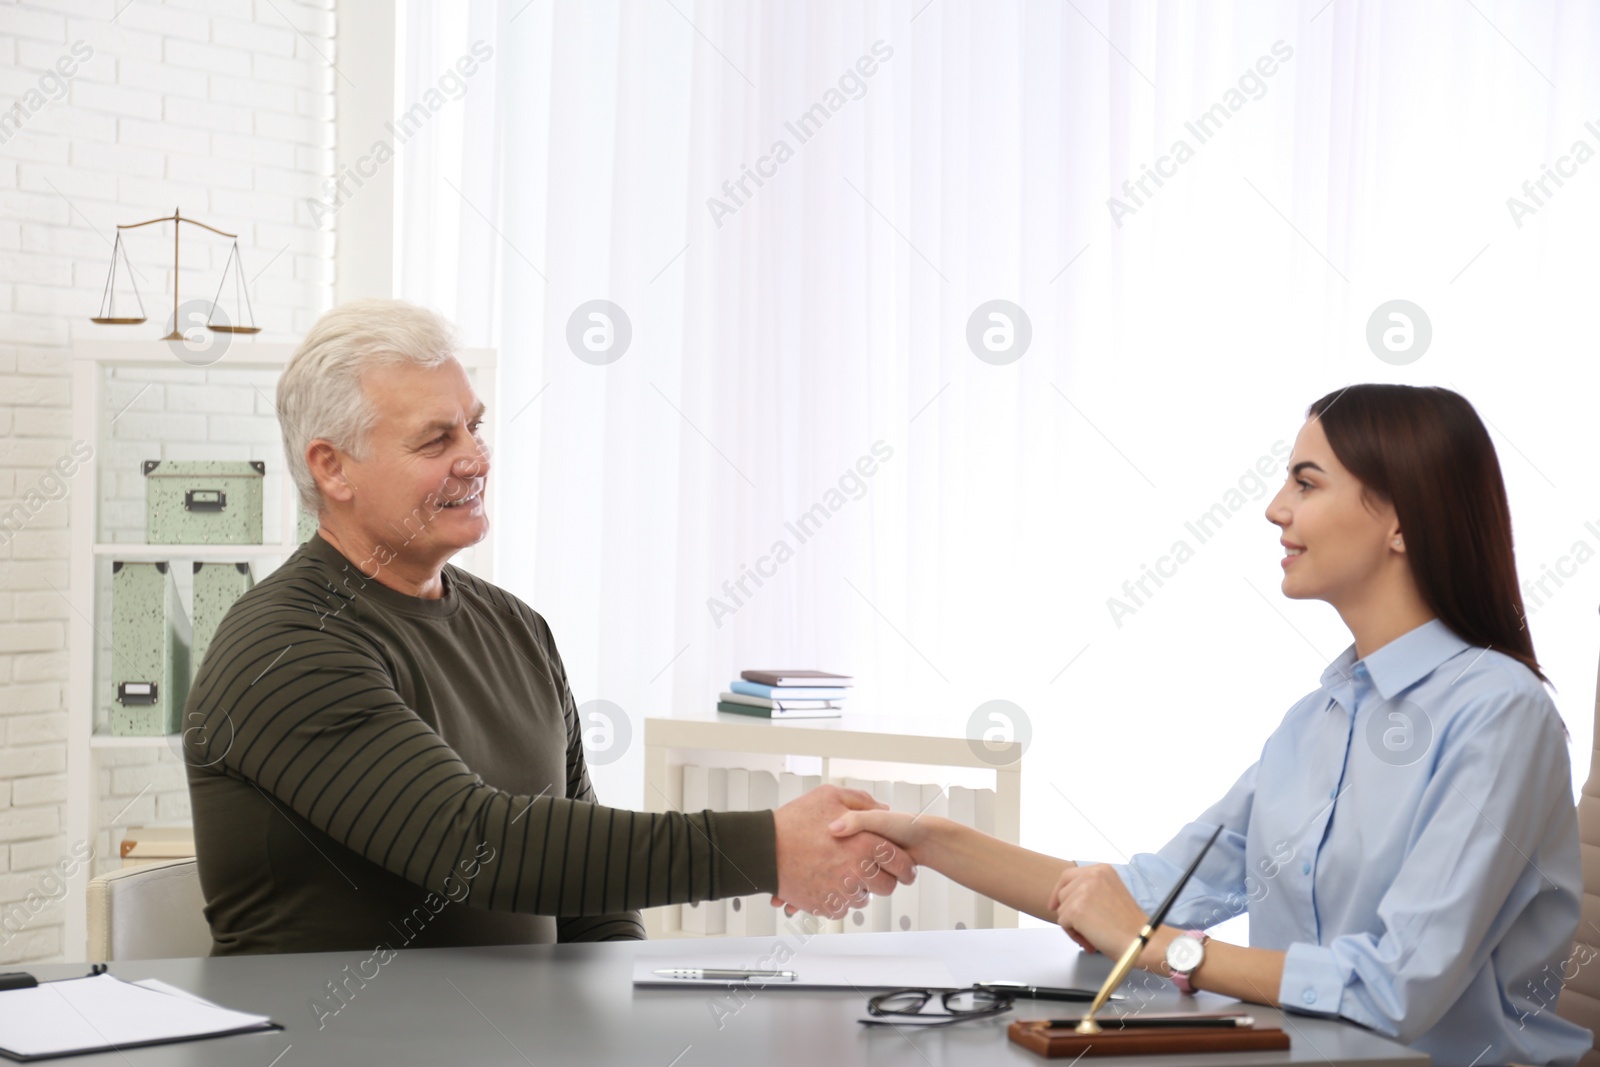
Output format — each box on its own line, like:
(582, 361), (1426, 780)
(827, 385), (1593, 1067)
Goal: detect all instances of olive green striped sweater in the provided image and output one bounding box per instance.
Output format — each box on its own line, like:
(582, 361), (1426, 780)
(184, 534), (776, 955)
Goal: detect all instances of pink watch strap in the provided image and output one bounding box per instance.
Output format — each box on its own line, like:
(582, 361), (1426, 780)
(1170, 929), (1208, 995)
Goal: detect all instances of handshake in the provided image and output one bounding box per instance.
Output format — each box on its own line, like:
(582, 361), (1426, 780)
(767, 786), (1114, 965)
(766, 784), (928, 919)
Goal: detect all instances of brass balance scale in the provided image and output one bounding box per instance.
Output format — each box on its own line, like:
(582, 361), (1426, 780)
(89, 207), (262, 339)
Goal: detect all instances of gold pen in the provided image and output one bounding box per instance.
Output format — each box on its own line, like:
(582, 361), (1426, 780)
(1072, 825), (1225, 1035)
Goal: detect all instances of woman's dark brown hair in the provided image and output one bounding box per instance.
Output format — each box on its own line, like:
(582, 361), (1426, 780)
(1307, 384), (1548, 686)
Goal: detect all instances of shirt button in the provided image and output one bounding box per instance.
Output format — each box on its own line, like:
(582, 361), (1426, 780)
(1302, 988), (1317, 1005)
(1301, 861), (1311, 875)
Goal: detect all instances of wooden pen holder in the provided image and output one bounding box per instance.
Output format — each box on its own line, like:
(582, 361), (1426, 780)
(1008, 1019), (1291, 1058)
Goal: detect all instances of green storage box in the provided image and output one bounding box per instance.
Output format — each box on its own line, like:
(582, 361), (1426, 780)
(192, 562), (254, 680)
(143, 460), (265, 544)
(110, 561), (192, 736)
(297, 504), (317, 543)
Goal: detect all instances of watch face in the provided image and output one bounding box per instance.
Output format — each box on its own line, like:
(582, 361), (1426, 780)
(1166, 934), (1205, 972)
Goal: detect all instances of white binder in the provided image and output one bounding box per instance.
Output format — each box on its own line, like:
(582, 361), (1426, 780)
(917, 783), (951, 930)
(681, 766), (728, 934)
(724, 769), (779, 937)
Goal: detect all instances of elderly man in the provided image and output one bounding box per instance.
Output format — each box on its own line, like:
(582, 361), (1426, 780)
(183, 298), (911, 954)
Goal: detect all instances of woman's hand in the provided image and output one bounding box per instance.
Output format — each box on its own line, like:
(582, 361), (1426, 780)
(827, 808), (936, 863)
(1049, 864), (1158, 966)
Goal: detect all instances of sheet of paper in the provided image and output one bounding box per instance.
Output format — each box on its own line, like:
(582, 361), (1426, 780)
(633, 953), (957, 990)
(132, 977), (223, 1008)
(0, 973), (274, 1059)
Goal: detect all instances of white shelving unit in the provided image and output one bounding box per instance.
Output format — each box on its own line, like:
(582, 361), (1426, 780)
(642, 710), (1025, 937)
(63, 338), (498, 960)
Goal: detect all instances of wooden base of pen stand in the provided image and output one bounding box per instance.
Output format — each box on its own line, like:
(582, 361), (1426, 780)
(1008, 1020), (1291, 1058)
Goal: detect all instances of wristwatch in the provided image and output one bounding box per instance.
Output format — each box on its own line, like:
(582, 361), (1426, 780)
(1164, 930), (1209, 994)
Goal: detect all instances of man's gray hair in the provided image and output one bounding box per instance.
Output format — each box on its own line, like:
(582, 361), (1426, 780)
(278, 298), (459, 513)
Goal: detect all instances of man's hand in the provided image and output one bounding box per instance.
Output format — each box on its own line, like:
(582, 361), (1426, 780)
(770, 785), (916, 919)
(1048, 863), (1155, 964)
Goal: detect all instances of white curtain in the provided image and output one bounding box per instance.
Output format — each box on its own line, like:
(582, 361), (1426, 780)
(396, 0), (1600, 918)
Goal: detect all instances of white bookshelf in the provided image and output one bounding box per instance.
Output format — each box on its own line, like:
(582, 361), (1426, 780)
(63, 338), (498, 960)
(642, 710), (1025, 937)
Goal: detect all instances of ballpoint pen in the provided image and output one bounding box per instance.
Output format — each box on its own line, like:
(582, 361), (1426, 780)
(973, 983), (1124, 1002)
(653, 968), (798, 981)
(1038, 1013), (1255, 1029)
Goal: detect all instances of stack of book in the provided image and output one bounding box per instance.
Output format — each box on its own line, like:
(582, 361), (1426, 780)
(717, 669), (853, 719)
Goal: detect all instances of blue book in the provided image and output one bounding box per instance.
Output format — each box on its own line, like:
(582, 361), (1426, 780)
(729, 679), (849, 701)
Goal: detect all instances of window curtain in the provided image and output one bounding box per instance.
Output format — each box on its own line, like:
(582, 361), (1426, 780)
(395, 1), (1600, 918)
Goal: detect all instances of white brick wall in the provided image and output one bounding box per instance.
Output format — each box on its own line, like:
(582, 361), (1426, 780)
(0, 0), (336, 964)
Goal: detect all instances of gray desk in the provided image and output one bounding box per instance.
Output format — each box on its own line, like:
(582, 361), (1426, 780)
(26, 928), (1428, 1065)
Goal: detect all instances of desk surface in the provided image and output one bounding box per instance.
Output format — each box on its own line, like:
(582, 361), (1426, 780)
(28, 928), (1429, 1066)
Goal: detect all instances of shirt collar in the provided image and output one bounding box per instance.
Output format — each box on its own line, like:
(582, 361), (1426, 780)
(1319, 618), (1472, 704)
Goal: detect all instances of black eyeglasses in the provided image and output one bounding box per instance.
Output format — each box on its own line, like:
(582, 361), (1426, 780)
(862, 987), (1016, 1027)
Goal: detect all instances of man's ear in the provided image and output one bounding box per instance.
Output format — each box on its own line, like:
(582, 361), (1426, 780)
(306, 441), (355, 504)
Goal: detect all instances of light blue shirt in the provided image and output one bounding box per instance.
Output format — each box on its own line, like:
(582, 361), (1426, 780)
(1100, 618), (1593, 1067)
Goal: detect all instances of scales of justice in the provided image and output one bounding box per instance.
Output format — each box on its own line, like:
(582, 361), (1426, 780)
(89, 207), (262, 341)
